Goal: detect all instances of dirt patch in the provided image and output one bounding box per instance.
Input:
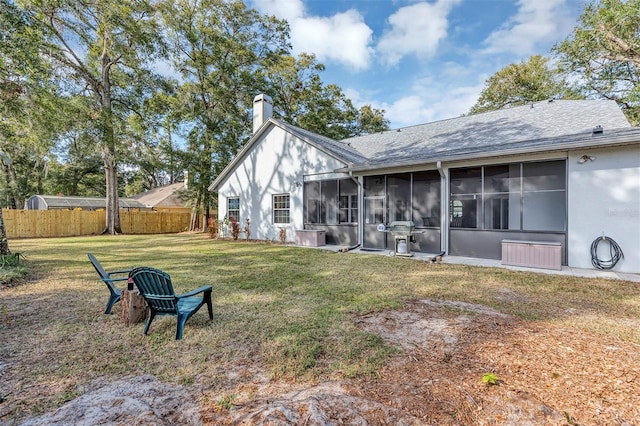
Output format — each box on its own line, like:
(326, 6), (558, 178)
(16, 300), (640, 425)
(208, 299), (639, 425)
(18, 375), (202, 426)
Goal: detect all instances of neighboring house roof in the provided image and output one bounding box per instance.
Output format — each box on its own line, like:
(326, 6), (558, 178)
(25, 195), (147, 210)
(342, 100), (633, 171)
(132, 182), (187, 208)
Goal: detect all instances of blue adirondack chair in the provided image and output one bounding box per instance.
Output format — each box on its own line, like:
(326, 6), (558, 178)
(87, 253), (132, 314)
(128, 267), (213, 340)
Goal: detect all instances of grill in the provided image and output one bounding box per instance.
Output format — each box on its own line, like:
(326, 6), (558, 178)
(385, 221), (419, 257)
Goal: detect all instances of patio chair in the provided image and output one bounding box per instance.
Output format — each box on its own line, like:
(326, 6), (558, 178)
(87, 253), (132, 314)
(128, 267), (213, 340)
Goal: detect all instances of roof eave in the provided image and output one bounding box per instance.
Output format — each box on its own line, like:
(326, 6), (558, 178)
(338, 130), (640, 173)
(209, 119), (357, 191)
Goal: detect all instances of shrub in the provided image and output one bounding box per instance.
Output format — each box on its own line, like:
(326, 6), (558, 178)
(207, 217), (218, 239)
(230, 219), (240, 240)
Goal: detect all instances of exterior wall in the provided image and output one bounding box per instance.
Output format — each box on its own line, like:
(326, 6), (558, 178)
(217, 126), (348, 242)
(450, 229), (565, 262)
(567, 145), (640, 273)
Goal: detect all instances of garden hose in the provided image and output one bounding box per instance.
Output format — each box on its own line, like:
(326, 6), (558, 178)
(590, 236), (624, 270)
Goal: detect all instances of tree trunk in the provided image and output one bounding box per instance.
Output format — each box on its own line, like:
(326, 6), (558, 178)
(100, 47), (121, 234)
(0, 208), (10, 255)
(103, 149), (121, 234)
(5, 164), (19, 209)
(120, 288), (147, 325)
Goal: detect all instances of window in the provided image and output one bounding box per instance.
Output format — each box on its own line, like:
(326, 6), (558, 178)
(483, 164), (520, 230)
(321, 181), (338, 224)
(304, 182), (321, 224)
(450, 168), (481, 228)
(522, 161), (565, 231)
(304, 179), (359, 225)
(449, 161), (566, 232)
(339, 179), (358, 223)
(227, 197), (240, 222)
(273, 194), (290, 224)
(387, 174), (411, 222)
(412, 171), (440, 227)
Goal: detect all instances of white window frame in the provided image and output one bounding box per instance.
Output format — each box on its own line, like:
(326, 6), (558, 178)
(273, 193), (290, 224)
(228, 197), (240, 222)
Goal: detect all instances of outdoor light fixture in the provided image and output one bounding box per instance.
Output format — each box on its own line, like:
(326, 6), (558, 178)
(577, 154), (596, 164)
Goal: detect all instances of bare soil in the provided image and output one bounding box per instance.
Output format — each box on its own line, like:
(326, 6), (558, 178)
(18, 299), (640, 425)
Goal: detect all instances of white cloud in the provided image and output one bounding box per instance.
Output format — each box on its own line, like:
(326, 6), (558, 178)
(251, 0), (304, 23)
(364, 69), (486, 128)
(482, 0), (575, 55)
(377, 0), (462, 67)
(251, 0), (373, 71)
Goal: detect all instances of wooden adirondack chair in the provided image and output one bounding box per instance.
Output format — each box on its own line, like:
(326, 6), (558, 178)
(128, 267), (213, 340)
(87, 253), (132, 314)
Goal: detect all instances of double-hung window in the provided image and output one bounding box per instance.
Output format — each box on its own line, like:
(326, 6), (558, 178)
(273, 194), (290, 224)
(227, 197), (240, 222)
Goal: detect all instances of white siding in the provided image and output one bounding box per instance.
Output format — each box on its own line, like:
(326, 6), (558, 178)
(217, 125), (348, 242)
(567, 146), (640, 273)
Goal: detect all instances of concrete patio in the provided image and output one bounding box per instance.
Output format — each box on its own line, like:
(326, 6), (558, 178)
(308, 244), (640, 283)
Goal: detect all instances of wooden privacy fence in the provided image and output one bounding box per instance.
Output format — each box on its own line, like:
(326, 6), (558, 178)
(3, 209), (194, 238)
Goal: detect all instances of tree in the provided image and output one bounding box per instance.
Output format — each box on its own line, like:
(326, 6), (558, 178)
(265, 53), (389, 138)
(1, 0), (58, 209)
(48, 97), (105, 197)
(553, 0), (640, 125)
(0, 152), (11, 255)
(353, 104), (390, 136)
(469, 55), (580, 115)
(20, 0), (163, 234)
(160, 0), (290, 230)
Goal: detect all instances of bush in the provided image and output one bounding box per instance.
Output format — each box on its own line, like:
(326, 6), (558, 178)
(230, 219), (240, 240)
(207, 217), (218, 239)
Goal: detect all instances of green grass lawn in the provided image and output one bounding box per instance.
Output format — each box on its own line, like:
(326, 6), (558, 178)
(1, 233), (639, 419)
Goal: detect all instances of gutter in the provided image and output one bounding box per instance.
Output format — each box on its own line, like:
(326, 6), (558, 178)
(336, 129), (640, 174)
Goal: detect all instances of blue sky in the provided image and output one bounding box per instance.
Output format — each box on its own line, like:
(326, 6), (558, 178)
(249, 0), (588, 129)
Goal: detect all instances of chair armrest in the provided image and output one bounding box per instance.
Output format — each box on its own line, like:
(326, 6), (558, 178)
(107, 268), (133, 276)
(103, 276), (129, 283)
(177, 286), (212, 299)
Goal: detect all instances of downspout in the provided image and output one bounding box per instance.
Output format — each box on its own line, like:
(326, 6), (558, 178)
(348, 169), (362, 250)
(437, 161), (448, 256)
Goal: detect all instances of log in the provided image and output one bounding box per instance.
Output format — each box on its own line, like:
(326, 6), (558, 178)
(121, 288), (148, 325)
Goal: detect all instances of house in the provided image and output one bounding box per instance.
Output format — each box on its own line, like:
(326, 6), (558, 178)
(209, 94), (640, 274)
(25, 182), (189, 212)
(131, 181), (190, 213)
(24, 195), (149, 211)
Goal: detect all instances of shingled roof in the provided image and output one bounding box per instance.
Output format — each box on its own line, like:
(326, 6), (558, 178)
(210, 99), (637, 191)
(132, 181), (187, 208)
(341, 100), (632, 170)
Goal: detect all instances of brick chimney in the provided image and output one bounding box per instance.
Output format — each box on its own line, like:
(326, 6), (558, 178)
(253, 94), (273, 134)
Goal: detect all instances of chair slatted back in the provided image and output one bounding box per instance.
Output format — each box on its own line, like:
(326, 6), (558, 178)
(88, 253), (109, 281)
(130, 267), (178, 315)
